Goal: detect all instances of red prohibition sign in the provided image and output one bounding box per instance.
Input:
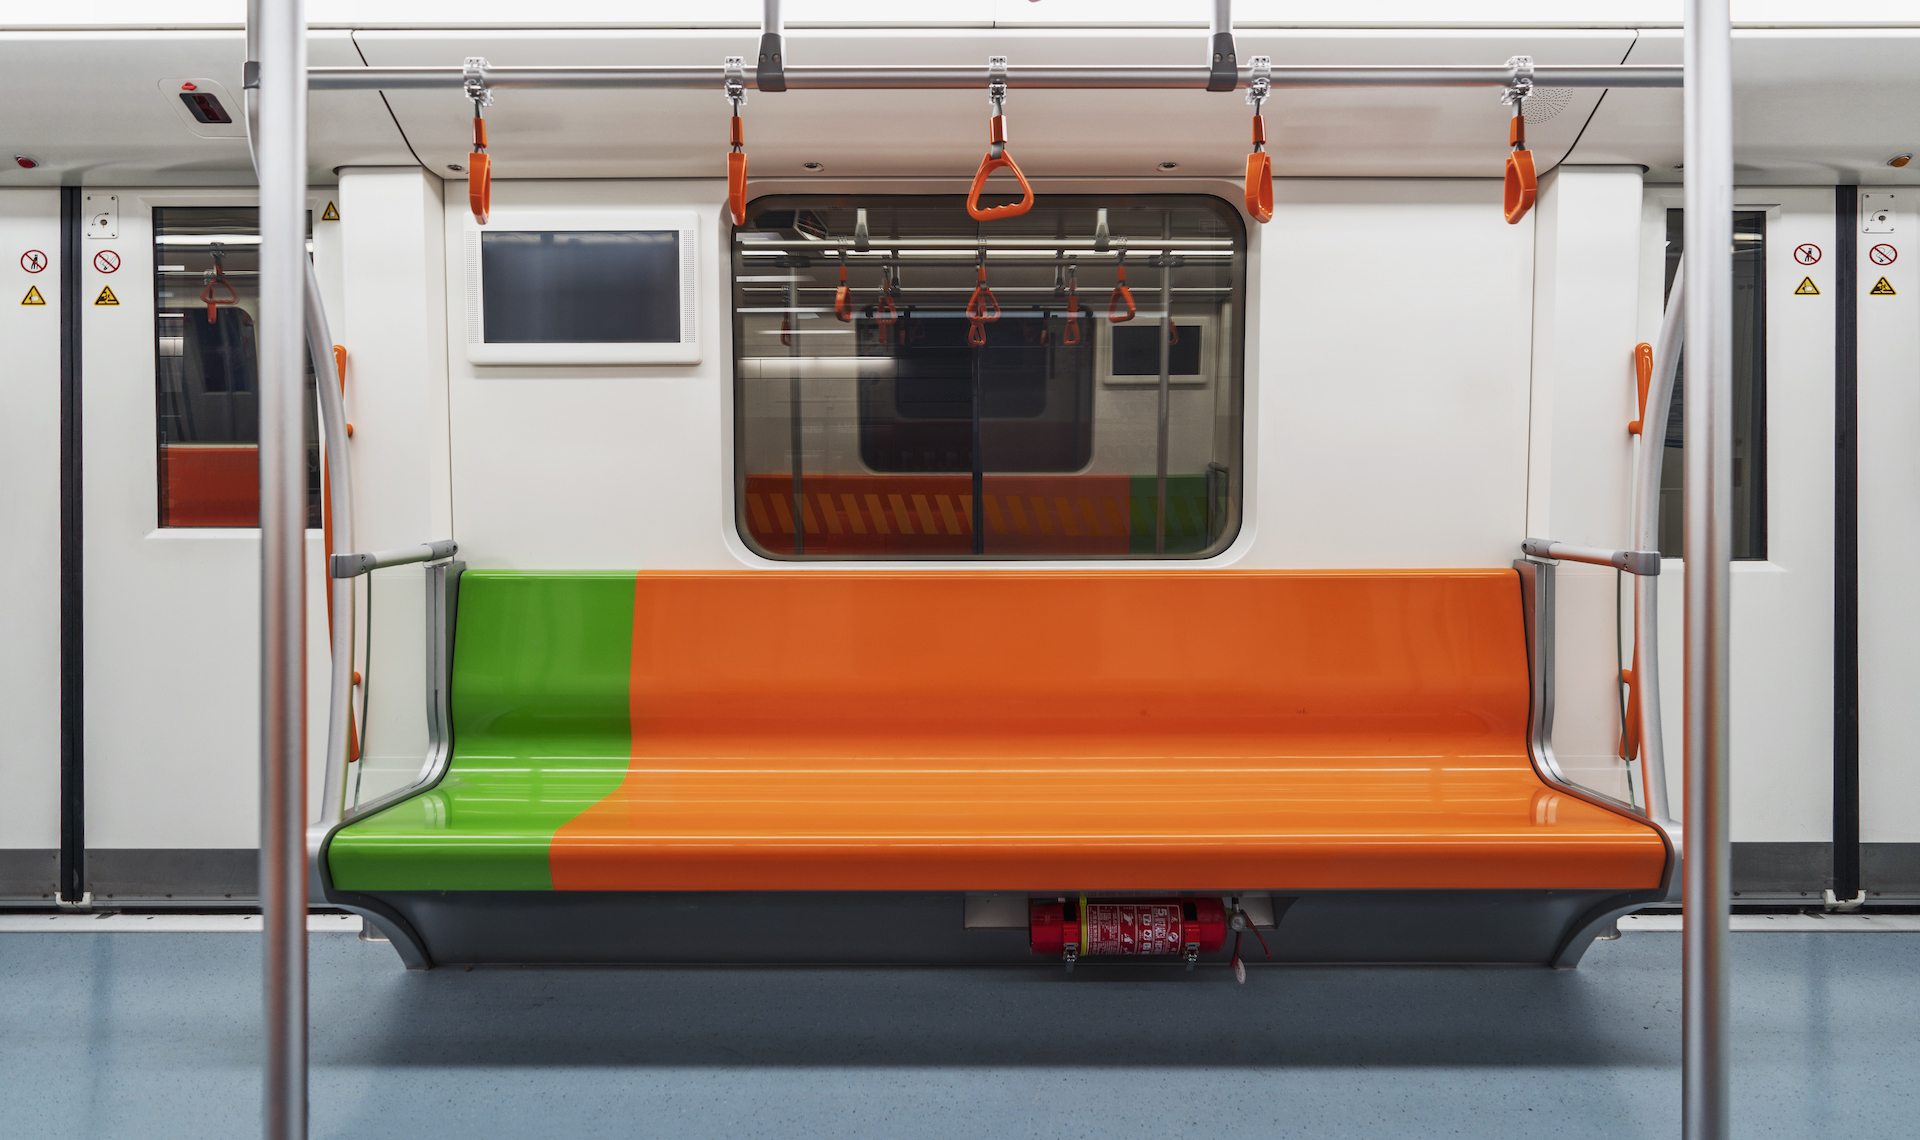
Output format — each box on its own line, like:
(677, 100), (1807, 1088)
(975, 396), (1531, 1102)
(1871, 244), (1898, 266)
(20, 250), (47, 273)
(92, 249), (121, 274)
(1794, 243), (1822, 265)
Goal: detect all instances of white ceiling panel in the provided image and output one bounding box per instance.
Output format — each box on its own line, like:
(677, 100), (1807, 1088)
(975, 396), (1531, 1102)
(1567, 29), (1920, 185)
(0, 30), (414, 187)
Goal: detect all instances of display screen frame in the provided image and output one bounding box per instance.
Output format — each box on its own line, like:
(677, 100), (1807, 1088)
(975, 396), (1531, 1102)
(463, 208), (700, 365)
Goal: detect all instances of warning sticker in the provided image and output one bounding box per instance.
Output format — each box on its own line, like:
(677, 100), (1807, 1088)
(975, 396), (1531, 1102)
(321, 201), (340, 221)
(21, 285), (45, 305)
(1871, 276), (1898, 295)
(94, 285), (119, 306)
(1794, 277), (1820, 295)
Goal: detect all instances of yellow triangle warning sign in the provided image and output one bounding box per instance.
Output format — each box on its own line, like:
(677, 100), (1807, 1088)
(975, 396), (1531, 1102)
(1871, 276), (1897, 295)
(94, 285), (119, 306)
(20, 285), (45, 305)
(1794, 277), (1820, 295)
(321, 200), (340, 221)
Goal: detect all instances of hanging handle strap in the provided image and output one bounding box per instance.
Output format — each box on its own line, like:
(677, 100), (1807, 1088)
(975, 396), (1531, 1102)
(1063, 259), (1083, 346)
(834, 259), (853, 322)
(1501, 56), (1537, 225)
(1108, 254), (1136, 323)
(201, 261), (238, 324)
(725, 57), (748, 226)
(1244, 56), (1273, 224)
(464, 57), (493, 225)
(966, 58), (1036, 222)
(966, 261), (1000, 345)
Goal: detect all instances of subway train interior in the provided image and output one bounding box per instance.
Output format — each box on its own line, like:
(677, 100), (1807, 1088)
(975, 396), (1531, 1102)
(3, 3), (1918, 1138)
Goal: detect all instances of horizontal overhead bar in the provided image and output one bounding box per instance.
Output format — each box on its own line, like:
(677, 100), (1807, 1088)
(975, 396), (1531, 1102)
(309, 63), (1683, 93)
(737, 238), (1235, 251)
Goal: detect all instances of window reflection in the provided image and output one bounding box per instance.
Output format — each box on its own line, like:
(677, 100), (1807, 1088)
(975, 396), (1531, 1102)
(732, 196), (1246, 559)
(153, 206), (319, 528)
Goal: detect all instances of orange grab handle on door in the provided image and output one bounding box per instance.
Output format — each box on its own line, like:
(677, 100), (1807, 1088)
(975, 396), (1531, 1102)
(469, 117), (491, 225)
(1629, 342), (1654, 434)
(1245, 115), (1273, 224)
(966, 116), (1036, 222)
(1503, 115), (1535, 225)
(1620, 667), (1641, 763)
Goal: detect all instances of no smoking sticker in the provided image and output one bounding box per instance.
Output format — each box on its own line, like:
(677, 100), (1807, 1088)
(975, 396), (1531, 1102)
(92, 250), (120, 274)
(20, 250), (47, 273)
(1871, 244), (1898, 266)
(1794, 244), (1822, 265)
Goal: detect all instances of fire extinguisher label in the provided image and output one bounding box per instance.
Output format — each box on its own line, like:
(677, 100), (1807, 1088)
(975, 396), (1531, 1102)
(1086, 903), (1185, 955)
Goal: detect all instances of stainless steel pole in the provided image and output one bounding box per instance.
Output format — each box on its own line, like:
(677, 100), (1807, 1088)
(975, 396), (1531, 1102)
(256, 0), (308, 1135)
(1682, 1), (1732, 1137)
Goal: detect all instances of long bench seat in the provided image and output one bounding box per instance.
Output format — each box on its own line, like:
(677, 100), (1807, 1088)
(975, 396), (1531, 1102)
(322, 570), (1669, 964)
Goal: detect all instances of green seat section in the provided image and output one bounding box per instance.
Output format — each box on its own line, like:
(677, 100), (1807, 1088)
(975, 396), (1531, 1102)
(326, 571), (635, 891)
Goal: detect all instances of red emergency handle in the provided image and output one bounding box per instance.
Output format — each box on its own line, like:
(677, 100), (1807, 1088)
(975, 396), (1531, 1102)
(966, 115), (1036, 222)
(469, 117), (491, 225)
(1030, 897), (1228, 958)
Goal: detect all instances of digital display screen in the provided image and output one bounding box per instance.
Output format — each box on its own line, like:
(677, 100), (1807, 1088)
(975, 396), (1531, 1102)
(480, 230), (679, 343)
(1110, 325), (1202, 375)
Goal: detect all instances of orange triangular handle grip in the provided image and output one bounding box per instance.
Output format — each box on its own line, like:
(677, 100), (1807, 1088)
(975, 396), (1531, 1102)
(1504, 148), (1536, 225)
(1108, 283), (1135, 323)
(966, 151), (1035, 221)
(1629, 342), (1654, 434)
(468, 151), (491, 225)
(1245, 151), (1273, 223)
(727, 151), (748, 226)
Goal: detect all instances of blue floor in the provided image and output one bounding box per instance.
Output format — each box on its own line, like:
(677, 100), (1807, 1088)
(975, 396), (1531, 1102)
(2, 930), (1916, 1139)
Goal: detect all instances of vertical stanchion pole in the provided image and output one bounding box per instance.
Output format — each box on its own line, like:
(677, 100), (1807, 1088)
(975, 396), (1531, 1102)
(1682, 1), (1732, 1138)
(256, 0), (309, 1137)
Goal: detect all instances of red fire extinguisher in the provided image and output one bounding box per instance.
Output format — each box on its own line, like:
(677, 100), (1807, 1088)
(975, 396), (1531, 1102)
(1030, 896), (1227, 968)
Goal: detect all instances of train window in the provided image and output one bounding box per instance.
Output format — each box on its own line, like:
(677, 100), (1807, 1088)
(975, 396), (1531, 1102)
(731, 195), (1245, 559)
(1659, 209), (1767, 559)
(153, 207), (320, 528)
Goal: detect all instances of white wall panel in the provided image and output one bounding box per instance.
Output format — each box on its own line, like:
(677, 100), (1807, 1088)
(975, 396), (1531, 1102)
(1254, 178), (1533, 568)
(0, 190), (64, 853)
(1857, 192), (1920, 843)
